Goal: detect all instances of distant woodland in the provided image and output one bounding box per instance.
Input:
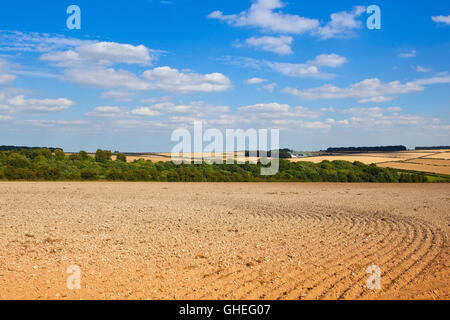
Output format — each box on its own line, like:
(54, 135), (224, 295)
(415, 146), (450, 150)
(326, 146), (407, 153)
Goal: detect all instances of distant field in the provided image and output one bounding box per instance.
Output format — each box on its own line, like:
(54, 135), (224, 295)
(378, 162), (450, 176)
(423, 152), (450, 160)
(290, 150), (450, 176)
(290, 156), (401, 164)
(83, 150), (450, 176)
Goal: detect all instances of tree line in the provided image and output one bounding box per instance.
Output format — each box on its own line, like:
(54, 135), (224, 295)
(0, 148), (440, 183)
(415, 146), (450, 150)
(326, 146), (407, 153)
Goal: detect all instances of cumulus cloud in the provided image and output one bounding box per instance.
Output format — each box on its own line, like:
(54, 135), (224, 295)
(208, 1), (365, 40)
(101, 90), (135, 102)
(207, 0), (319, 34)
(337, 107), (440, 130)
(245, 35), (293, 55)
(245, 77), (267, 84)
(7, 95), (74, 113)
(431, 15), (450, 25)
(37, 36), (230, 96)
(222, 53), (346, 79)
(314, 6), (366, 39)
(358, 96), (397, 103)
(414, 75), (450, 86)
(261, 82), (277, 92)
(65, 68), (151, 90)
(131, 101), (230, 118)
(131, 107), (162, 117)
(283, 76), (450, 100)
(237, 102), (321, 119)
(142, 66), (232, 93)
(41, 41), (159, 67)
(141, 96), (172, 103)
(308, 54), (348, 67)
(86, 106), (128, 118)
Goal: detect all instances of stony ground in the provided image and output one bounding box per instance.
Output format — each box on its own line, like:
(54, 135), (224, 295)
(0, 182), (448, 300)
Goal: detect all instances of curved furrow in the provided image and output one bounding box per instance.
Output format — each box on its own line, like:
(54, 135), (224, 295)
(284, 215), (403, 300)
(216, 210), (356, 300)
(338, 217), (430, 299)
(242, 213), (388, 300)
(319, 217), (418, 299)
(362, 221), (445, 299)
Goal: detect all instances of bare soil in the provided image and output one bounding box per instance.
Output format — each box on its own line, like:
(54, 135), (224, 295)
(0, 182), (448, 300)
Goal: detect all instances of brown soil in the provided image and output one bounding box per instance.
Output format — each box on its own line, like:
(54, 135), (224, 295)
(0, 182), (448, 300)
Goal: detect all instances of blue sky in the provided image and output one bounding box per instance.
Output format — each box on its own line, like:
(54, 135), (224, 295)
(0, 0), (449, 151)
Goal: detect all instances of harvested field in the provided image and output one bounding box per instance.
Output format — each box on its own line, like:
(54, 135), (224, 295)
(0, 182), (448, 300)
(378, 162), (450, 176)
(424, 153), (450, 160)
(405, 159), (450, 167)
(290, 156), (400, 164)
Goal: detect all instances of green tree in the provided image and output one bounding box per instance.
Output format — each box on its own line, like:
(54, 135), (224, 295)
(79, 150), (89, 160)
(80, 168), (99, 180)
(95, 149), (112, 162)
(69, 153), (81, 161)
(116, 152), (127, 162)
(7, 153), (29, 168)
(54, 149), (66, 161)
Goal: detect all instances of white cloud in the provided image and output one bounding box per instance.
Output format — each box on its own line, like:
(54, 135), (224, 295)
(245, 77), (267, 85)
(237, 102), (321, 120)
(41, 41), (158, 67)
(101, 90), (135, 102)
(268, 62), (331, 79)
(136, 101), (230, 118)
(337, 107), (441, 130)
(415, 65), (432, 73)
(314, 6), (366, 39)
(65, 68), (151, 90)
(414, 75), (450, 86)
(0, 58), (16, 84)
(86, 106), (128, 118)
(207, 0), (319, 34)
(131, 107), (162, 117)
(308, 54), (348, 67)
(141, 96), (172, 103)
(223, 53), (345, 79)
(142, 66), (232, 93)
(283, 76), (450, 100)
(358, 96), (397, 103)
(245, 36), (293, 55)
(431, 15), (450, 25)
(0, 74), (15, 84)
(0, 30), (91, 53)
(26, 120), (89, 127)
(7, 95), (74, 113)
(398, 50), (416, 58)
(208, 2), (365, 40)
(262, 82), (277, 92)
